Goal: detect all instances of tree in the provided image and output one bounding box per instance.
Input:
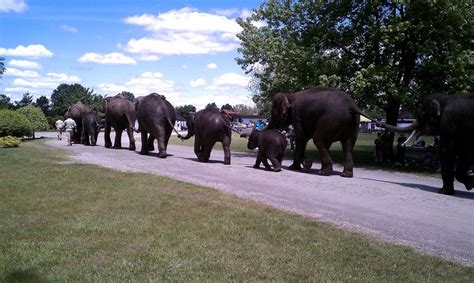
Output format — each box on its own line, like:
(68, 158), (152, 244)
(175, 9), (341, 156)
(232, 104), (259, 115)
(237, 0), (472, 159)
(15, 92), (33, 108)
(0, 109), (33, 137)
(118, 91), (135, 102)
(175, 104), (196, 118)
(0, 57), (5, 77)
(0, 94), (13, 110)
(50, 83), (103, 116)
(34, 95), (50, 115)
(205, 102), (218, 109)
(17, 106), (49, 139)
(220, 103), (234, 111)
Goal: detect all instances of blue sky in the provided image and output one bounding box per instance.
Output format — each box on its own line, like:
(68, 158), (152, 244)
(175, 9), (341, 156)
(0, 0), (261, 109)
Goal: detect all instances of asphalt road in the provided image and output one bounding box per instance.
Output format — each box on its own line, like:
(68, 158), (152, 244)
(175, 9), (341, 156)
(40, 131), (474, 266)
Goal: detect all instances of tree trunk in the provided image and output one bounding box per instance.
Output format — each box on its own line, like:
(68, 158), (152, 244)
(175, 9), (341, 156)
(382, 99), (400, 162)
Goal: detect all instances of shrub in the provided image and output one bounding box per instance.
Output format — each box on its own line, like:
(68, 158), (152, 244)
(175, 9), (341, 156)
(17, 106), (49, 138)
(0, 135), (22, 148)
(0, 109), (33, 137)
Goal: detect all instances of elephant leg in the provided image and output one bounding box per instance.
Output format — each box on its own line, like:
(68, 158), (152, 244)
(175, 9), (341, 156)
(314, 138), (333, 176)
(75, 127), (82, 144)
(139, 131), (149, 155)
(194, 135), (203, 161)
(340, 138), (356, 178)
(147, 135), (155, 151)
(157, 135), (167, 158)
(113, 128), (123, 149)
(289, 135), (308, 170)
(82, 129), (90, 146)
(126, 126), (136, 151)
(253, 151), (263, 169)
(222, 135), (231, 165)
(439, 143), (455, 195)
(104, 124), (112, 148)
(268, 156), (282, 172)
(201, 141), (215, 163)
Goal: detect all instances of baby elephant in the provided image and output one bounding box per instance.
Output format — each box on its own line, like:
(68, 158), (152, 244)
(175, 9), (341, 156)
(246, 128), (287, 172)
(82, 111), (101, 146)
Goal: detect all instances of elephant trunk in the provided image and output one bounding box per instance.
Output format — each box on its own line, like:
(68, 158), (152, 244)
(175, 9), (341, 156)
(382, 120), (419, 133)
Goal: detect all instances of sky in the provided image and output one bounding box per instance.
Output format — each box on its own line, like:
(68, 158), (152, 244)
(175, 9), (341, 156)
(0, 0), (262, 109)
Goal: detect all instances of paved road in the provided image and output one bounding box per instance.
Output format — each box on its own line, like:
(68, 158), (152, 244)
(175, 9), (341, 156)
(40, 132), (474, 265)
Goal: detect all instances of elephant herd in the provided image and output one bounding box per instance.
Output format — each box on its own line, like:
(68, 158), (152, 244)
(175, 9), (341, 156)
(64, 87), (473, 196)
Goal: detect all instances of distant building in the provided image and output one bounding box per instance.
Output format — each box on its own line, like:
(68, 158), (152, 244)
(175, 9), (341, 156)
(238, 114), (268, 125)
(359, 117), (415, 133)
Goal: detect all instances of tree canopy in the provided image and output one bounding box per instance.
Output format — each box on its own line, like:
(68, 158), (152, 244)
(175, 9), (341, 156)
(15, 92), (33, 108)
(35, 95), (50, 115)
(50, 83), (103, 116)
(205, 102), (218, 109)
(175, 104), (196, 118)
(117, 91), (135, 102)
(0, 94), (12, 110)
(0, 57), (5, 77)
(236, 0), (472, 123)
(220, 103), (234, 111)
(17, 106), (49, 138)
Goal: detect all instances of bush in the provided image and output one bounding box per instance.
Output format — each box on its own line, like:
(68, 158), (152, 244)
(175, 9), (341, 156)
(0, 109), (33, 137)
(0, 135), (22, 148)
(17, 106), (50, 138)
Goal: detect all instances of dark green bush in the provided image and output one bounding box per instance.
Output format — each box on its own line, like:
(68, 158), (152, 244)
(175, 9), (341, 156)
(0, 110), (33, 137)
(0, 135), (22, 148)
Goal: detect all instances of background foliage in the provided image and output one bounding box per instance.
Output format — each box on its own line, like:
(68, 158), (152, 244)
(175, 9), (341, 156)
(17, 106), (50, 138)
(0, 110), (33, 138)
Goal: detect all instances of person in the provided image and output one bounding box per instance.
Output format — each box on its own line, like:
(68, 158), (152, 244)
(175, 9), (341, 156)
(63, 117), (77, 146)
(55, 119), (65, 140)
(374, 132), (383, 162)
(396, 134), (407, 164)
(287, 125), (296, 150)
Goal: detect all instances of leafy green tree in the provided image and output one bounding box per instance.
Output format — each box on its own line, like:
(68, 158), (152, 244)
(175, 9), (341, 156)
(50, 83), (103, 116)
(17, 106), (49, 138)
(0, 57), (5, 77)
(34, 95), (50, 115)
(15, 92), (33, 108)
(205, 102), (218, 109)
(0, 109), (33, 137)
(118, 91), (135, 102)
(175, 104), (196, 118)
(232, 104), (259, 115)
(0, 94), (13, 110)
(237, 0), (472, 159)
(220, 103), (234, 111)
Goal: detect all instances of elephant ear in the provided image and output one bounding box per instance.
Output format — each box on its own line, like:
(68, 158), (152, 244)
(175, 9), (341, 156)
(429, 99), (441, 116)
(276, 93), (290, 122)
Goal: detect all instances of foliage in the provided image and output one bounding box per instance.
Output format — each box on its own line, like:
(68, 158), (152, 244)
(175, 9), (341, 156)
(0, 94), (13, 110)
(15, 92), (33, 108)
(50, 83), (104, 116)
(175, 104), (196, 118)
(236, 0), (472, 119)
(0, 109), (33, 137)
(233, 104), (259, 115)
(34, 95), (50, 115)
(17, 106), (50, 138)
(205, 102), (218, 109)
(0, 57), (5, 77)
(118, 91), (135, 102)
(0, 136), (22, 148)
(220, 103), (234, 111)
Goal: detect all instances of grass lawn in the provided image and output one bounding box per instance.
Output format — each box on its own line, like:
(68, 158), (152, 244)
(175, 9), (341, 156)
(1, 139), (472, 281)
(169, 132), (438, 175)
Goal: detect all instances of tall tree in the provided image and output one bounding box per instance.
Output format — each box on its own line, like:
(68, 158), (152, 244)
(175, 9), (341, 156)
(175, 104), (196, 118)
(237, 0), (472, 158)
(205, 102), (218, 109)
(34, 95), (50, 115)
(50, 83), (103, 115)
(118, 91), (135, 102)
(17, 106), (49, 139)
(0, 94), (12, 110)
(220, 103), (234, 111)
(15, 92), (33, 108)
(233, 104), (259, 115)
(0, 57), (5, 77)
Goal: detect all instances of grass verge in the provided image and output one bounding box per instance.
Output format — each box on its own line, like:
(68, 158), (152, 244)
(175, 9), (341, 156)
(0, 139), (472, 281)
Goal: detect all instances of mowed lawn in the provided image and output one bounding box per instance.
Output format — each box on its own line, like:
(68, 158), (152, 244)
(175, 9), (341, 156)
(1, 139), (472, 281)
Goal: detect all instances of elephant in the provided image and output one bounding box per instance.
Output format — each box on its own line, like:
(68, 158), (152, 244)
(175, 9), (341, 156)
(383, 93), (474, 195)
(81, 111), (100, 146)
(135, 93), (176, 158)
(103, 94), (136, 150)
(267, 86), (380, 177)
(64, 101), (92, 144)
(178, 108), (234, 165)
(245, 128), (287, 172)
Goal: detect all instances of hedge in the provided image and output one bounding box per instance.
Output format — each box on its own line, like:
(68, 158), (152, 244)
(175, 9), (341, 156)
(0, 109), (33, 137)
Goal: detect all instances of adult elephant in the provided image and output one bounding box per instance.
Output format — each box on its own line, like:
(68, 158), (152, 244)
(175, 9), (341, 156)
(383, 94), (474, 195)
(267, 86), (380, 177)
(103, 94), (136, 150)
(135, 93), (176, 158)
(178, 109), (234, 165)
(64, 101), (91, 144)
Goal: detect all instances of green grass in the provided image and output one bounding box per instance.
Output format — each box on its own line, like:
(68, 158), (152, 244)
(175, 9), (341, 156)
(170, 132), (439, 175)
(1, 139), (472, 281)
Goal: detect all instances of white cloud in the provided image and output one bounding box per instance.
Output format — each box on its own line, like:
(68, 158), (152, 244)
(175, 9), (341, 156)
(5, 72), (81, 99)
(136, 54), (160, 61)
(4, 67), (39, 78)
(0, 0), (26, 13)
(122, 8), (242, 56)
(207, 63), (217, 69)
(98, 72), (179, 99)
(78, 52), (137, 64)
(207, 73), (250, 91)
(0, 44), (53, 58)
(9, 59), (41, 69)
(60, 24), (78, 33)
(190, 78), (206, 87)
(212, 8), (239, 17)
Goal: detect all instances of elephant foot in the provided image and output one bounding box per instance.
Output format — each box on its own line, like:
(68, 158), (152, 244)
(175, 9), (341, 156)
(438, 188), (455, 195)
(139, 150), (149, 155)
(113, 146), (122, 149)
(319, 167), (333, 176)
(224, 160), (231, 165)
(303, 159), (313, 169)
(273, 167), (282, 172)
(289, 163), (302, 170)
(463, 178), (473, 191)
(129, 144), (136, 151)
(253, 164), (259, 169)
(341, 171), (353, 178)
(105, 143), (112, 148)
(158, 152), (167, 158)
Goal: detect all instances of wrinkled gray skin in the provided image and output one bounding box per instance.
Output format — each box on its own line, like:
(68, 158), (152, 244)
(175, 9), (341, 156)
(246, 128), (287, 172)
(135, 93), (176, 158)
(267, 86), (380, 177)
(82, 111), (100, 146)
(384, 94), (474, 195)
(103, 94), (136, 150)
(179, 108), (232, 165)
(64, 101), (92, 144)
